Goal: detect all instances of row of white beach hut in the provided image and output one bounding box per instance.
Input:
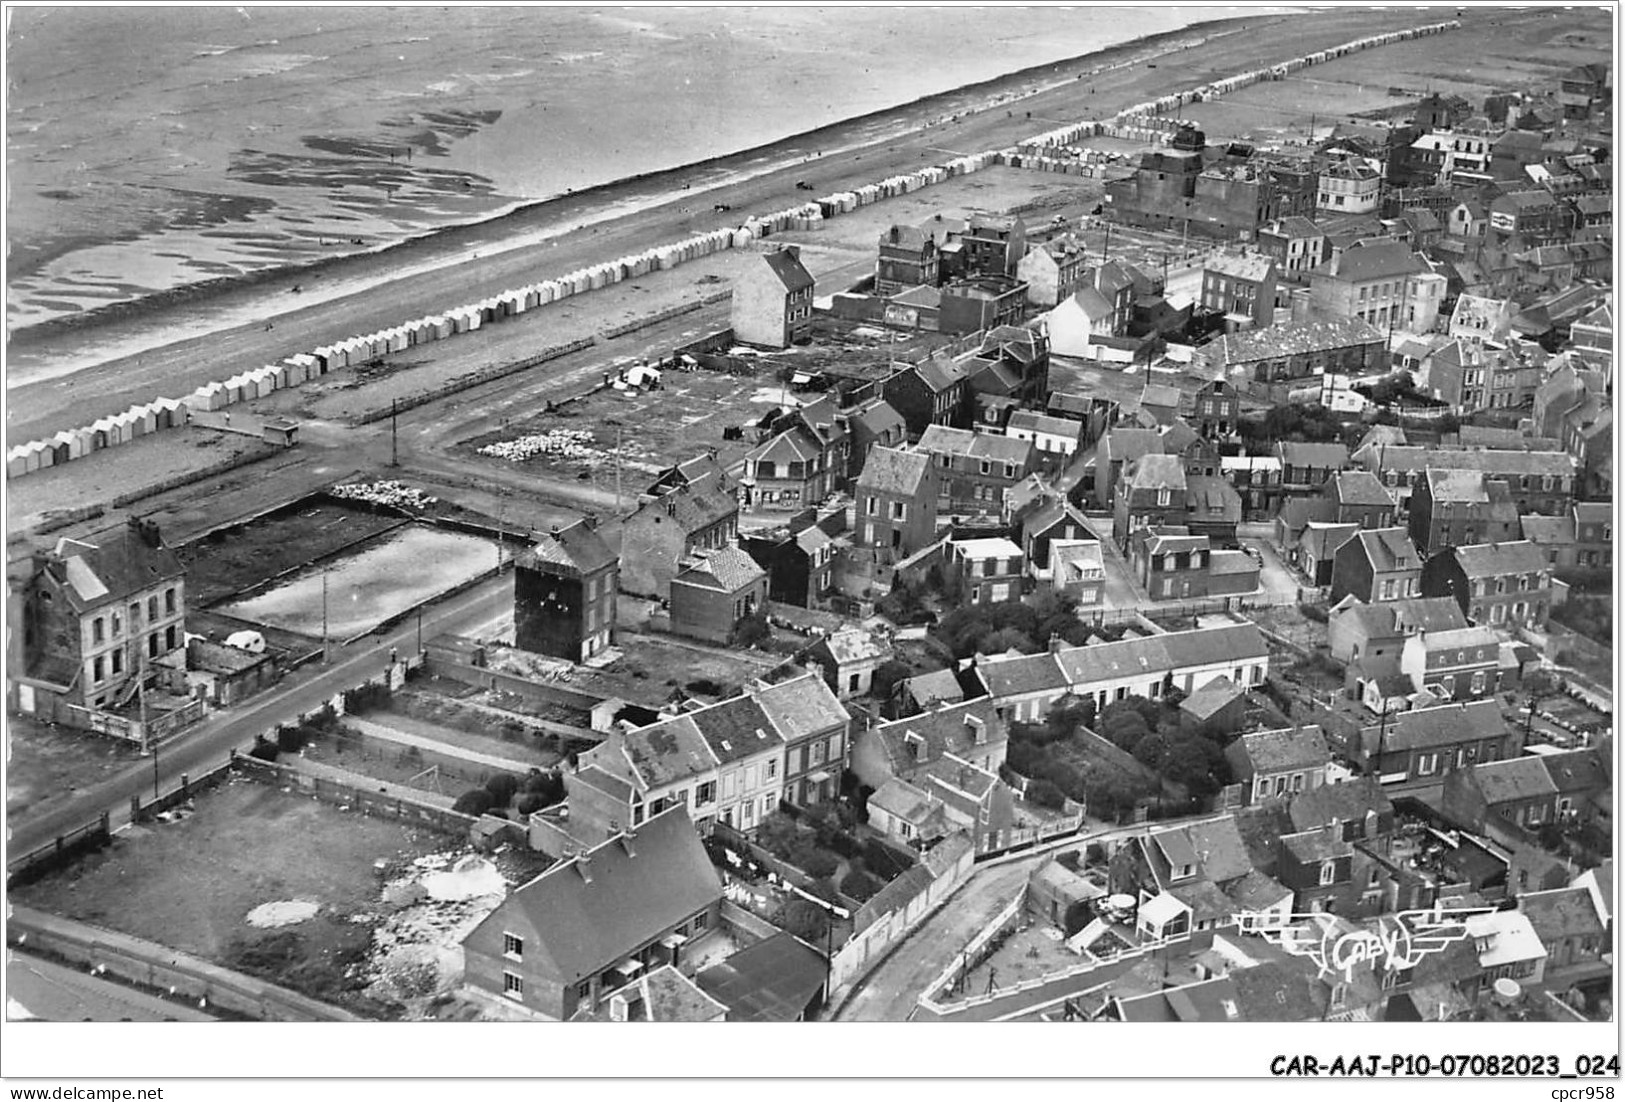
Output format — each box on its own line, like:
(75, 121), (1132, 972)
(1015, 18), (1461, 155)
(7, 398), (187, 478)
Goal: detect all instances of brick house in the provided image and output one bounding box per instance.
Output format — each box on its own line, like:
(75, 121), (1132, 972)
(1407, 470), (1522, 556)
(1130, 529), (1211, 601)
(1016, 234), (1089, 307)
(1325, 471), (1397, 529)
(1112, 453), (1188, 551)
(1226, 726), (1332, 805)
(1094, 427), (1162, 510)
(732, 245), (815, 348)
(1190, 379), (1242, 441)
(739, 519), (834, 609)
(1201, 252), (1277, 329)
(11, 519), (187, 715)
(513, 519), (619, 663)
(1256, 216), (1326, 283)
(752, 670), (853, 808)
(843, 397), (908, 482)
(1277, 442), (1350, 501)
(1328, 595), (1467, 665)
(880, 356), (969, 440)
(854, 446), (938, 561)
(1193, 316), (1387, 401)
(1330, 528), (1423, 605)
(950, 537), (1024, 606)
(1013, 495), (1092, 582)
(1398, 625), (1501, 702)
(1420, 540), (1552, 630)
(1519, 887), (1608, 973)
(939, 275), (1028, 335)
(1351, 444), (1576, 518)
(956, 215), (1027, 278)
(620, 480), (740, 600)
(1277, 826), (1357, 914)
(1346, 699), (1513, 782)
(462, 807), (721, 1021)
(875, 224), (939, 296)
(669, 546), (769, 645)
(741, 397), (850, 513)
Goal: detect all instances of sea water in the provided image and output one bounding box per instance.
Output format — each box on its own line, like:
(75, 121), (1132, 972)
(6, 6), (1225, 326)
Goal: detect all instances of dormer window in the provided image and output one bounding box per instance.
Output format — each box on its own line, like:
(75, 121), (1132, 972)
(1319, 861), (1337, 886)
(1177, 863), (1195, 880)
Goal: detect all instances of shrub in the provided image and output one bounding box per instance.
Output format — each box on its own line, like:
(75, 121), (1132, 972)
(514, 793), (545, 816)
(1297, 603), (1329, 624)
(247, 736), (280, 762)
(828, 829), (864, 859)
(343, 682), (391, 714)
(732, 611), (771, 649)
(484, 772), (520, 805)
(777, 899), (830, 943)
(276, 725), (309, 753)
(789, 843), (839, 880)
(863, 837), (915, 879)
(485, 808), (509, 820)
(840, 868), (885, 901)
(522, 770), (566, 807)
(1024, 778), (1068, 810)
(452, 789), (495, 816)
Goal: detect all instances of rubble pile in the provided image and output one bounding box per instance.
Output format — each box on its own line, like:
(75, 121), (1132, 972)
(477, 428), (599, 463)
(331, 480), (438, 510)
(362, 852), (509, 1018)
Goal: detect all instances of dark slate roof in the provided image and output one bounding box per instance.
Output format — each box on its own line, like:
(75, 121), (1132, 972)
(1520, 887), (1605, 945)
(1230, 958), (1327, 1023)
(1540, 749), (1609, 795)
(1357, 446), (1574, 477)
(1230, 726), (1330, 776)
(614, 714), (718, 788)
(1330, 470), (1393, 507)
(1288, 778), (1392, 833)
(468, 807), (721, 984)
(628, 480), (738, 535)
(903, 668), (966, 708)
(520, 519), (617, 577)
(43, 523), (185, 613)
(752, 671), (850, 740)
(1124, 453), (1187, 491)
(1472, 758), (1558, 804)
(1282, 828), (1354, 864)
(689, 695), (781, 765)
(1279, 441), (1350, 469)
(695, 932), (827, 1022)
(1450, 540), (1550, 578)
(975, 653), (1068, 698)
(1179, 675), (1244, 720)
(1352, 528), (1419, 573)
(1203, 316), (1384, 365)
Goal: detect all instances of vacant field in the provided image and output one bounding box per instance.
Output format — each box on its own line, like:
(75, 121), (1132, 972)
(10, 778), (462, 1016)
(365, 699), (565, 766)
(459, 368), (776, 496)
(180, 498), (403, 606)
(6, 716), (143, 821)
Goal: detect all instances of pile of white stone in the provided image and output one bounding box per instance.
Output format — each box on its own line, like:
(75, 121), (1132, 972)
(476, 428), (598, 463)
(331, 480), (438, 510)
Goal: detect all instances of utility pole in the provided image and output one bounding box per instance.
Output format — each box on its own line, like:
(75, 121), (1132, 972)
(614, 421), (624, 513)
(390, 398), (399, 467)
(322, 565), (330, 664)
(141, 657), (156, 799)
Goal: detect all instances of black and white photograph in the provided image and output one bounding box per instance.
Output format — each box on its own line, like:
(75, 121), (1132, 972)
(2, 0), (1617, 1090)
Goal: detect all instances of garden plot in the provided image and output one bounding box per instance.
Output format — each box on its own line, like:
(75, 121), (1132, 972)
(5, 715), (144, 820)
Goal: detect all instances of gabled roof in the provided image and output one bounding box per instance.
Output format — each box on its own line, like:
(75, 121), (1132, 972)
(1332, 596), (1467, 640)
(1449, 540), (1548, 578)
(1350, 527), (1419, 573)
(1205, 252), (1276, 283)
(467, 807), (721, 985)
(1381, 700), (1508, 753)
(1302, 523), (1359, 562)
(1053, 623), (1268, 690)
(688, 695), (781, 766)
(869, 777), (942, 826)
(695, 933), (827, 1022)
(902, 668), (966, 709)
(1229, 726), (1330, 777)
(760, 247), (815, 293)
(1230, 958), (1327, 1023)
(1540, 748), (1609, 795)
(1520, 886), (1606, 946)
(612, 715), (720, 789)
(752, 671), (850, 741)
(1471, 757), (1559, 804)
(1102, 427), (1163, 464)
(975, 652), (1068, 698)
(873, 697), (1006, 777)
(1279, 441), (1349, 469)
(520, 519), (617, 578)
(1282, 827), (1353, 864)
(1329, 470), (1393, 508)
(1289, 777), (1392, 833)
(38, 523), (185, 613)
(674, 546), (766, 593)
(917, 424), (1032, 464)
(1324, 240), (1424, 283)
(1179, 675), (1244, 721)
(628, 480), (738, 535)
(1124, 452), (1187, 492)
(1360, 447), (1574, 479)
(1519, 514), (1577, 546)
(1203, 316), (1385, 365)
(857, 446), (931, 497)
(1007, 410), (1083, 440)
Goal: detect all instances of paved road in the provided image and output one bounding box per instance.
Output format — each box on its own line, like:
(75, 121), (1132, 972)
(8, 572), (514, 858)
(833, 812), (1227, 1021)
(7, 952), (216, 1023)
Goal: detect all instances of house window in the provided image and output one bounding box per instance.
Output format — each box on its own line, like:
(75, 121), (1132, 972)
(765, 759), (777, 779)
(576, 981), (592, 1001)
(697, 781), (716, 805)
(165, 588), (177, 615)
(503, 972), (524, 999)
(866, 497), (878, 517)
(93, 618), (105, 645)
(1368, 868), (1381, 888)
(111, 650), (123, 675)
(692, 910), (709, 932)
(1156, 488), (1171, 507)
(980, 460), (991, 476)
(503, 933), (524, 959)
(148, 634), (160, 659)
(148, 596), (159, 620)
(166, 625), (178, 651)
(1004, 462), (1016, 479)
(1319, 861), (1336, 886)
(93, 656), (105, 683)
(1416, 752), (1438, 777)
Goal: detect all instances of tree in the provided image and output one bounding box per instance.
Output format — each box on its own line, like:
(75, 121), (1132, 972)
(870, 658), (917, 703)
(1104, 709), (1151, 752)
(840, 868), (885, 902)
(980, 627), (1036, 655)
(453, 789), (495, 816)
(778, 898), (830, 943)
(484, 772), (520, 806)
(1024, 778), (1068, 810)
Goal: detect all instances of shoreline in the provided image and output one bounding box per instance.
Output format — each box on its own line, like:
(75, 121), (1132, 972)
(5, 12), (1265, 355)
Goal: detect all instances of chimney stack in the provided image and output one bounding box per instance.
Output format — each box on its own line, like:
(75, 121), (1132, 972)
(575, 853), (593, 883)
